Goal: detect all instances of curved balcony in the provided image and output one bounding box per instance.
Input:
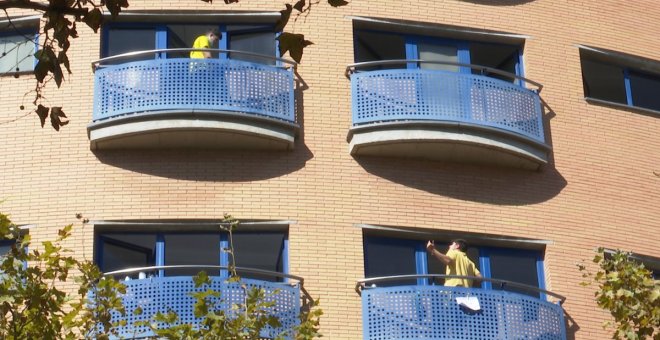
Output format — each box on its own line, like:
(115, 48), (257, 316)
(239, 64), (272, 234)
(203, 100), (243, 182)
(356, 275), (567, 340)
(89, 49), (297, 150)
(347, 61), (550, 170)
(98, 265), (305, 339)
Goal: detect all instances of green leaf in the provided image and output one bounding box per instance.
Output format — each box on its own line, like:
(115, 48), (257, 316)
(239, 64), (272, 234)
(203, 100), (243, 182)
(193, 271), (210, 287)
(328, 0), (349, 7)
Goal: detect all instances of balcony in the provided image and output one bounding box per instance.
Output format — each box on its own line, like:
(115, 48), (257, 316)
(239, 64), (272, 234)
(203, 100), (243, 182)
(99, 265), (305, 339)
(88, 49), (297, 150)
(347, 61), (550, 170)
(356, 275), (567, 340)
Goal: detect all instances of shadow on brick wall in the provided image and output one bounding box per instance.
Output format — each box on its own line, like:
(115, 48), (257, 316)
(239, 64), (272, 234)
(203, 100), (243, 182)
(93, 141), (313, 181)
(355, 156), (566, 205)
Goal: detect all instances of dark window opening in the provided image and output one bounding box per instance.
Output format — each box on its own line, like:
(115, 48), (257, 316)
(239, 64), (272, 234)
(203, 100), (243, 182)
(354, 30), (406, 70)
(105, 28), (157, 64)
(488, 248), (540, 298)
(629, 71), (660, 111)
(97, 230), (287, 281)
(364, 236), (418, 286)
(581, 56), (627, 104)
(363, 234), (545, 296)
(99, 234), (157, 279)
(232, 232), (285, 282)
(470, 42), (518, 83)
(164, 234), (220, 277)
(353, 29), (522, 82)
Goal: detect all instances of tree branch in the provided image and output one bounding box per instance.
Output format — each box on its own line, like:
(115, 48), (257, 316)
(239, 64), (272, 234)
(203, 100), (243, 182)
(0, 0), (89, 16)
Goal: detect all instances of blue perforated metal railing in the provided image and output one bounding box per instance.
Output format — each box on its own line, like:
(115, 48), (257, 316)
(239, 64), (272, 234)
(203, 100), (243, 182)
(93, 265), (304, 339)
(347, 60), (546, 144)
(92, 49), (296, 124)
(356, 275), (567, 340)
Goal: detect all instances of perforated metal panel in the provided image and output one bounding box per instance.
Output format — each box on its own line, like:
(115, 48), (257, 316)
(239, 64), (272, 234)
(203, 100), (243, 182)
(105, 276), (300, 339)
(352, 70), (545, 143)
(362, 285), (566, 340)
(93, 58), (295, 123)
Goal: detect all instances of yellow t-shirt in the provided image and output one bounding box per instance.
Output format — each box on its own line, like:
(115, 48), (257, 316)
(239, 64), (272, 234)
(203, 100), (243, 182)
(190, 35), (210, 59)
(444, 249), (480, 287)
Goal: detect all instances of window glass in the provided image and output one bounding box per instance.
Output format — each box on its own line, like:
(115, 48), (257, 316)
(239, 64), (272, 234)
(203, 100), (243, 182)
(427, 241), (480, 287)
(106, 28), (156, 63)
(99, 234), (157, 278)
(364, 236), (417, 286)
(0, 33), (35, 73)
(470, 42), (518, 82)
(354, 30), (406, 70)
(418, 43), (459, 72)
(164, 234), (220, 277)
(488, 248), (540, 298)
(581, 57), (627, 104)
(232, 231), (285, 281)
(229, 31), (276, 64)
(629, 70), (660, 111)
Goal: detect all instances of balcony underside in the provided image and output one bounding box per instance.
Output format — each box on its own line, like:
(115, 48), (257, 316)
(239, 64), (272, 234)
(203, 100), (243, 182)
(348, 122), (550, 170)
(88, 110), (297, 150)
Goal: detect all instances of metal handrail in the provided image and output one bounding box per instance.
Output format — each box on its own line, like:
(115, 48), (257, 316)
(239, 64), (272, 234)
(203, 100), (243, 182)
(345, 60), (543, 92)
(92, 48), (297, 71)
(355, 274), (565, 304)
(104, 265), (317, 309)
(104, 265), (304, 285)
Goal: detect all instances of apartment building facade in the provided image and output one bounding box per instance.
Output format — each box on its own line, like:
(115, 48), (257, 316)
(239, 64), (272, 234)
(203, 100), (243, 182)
(1, 0), (659, 339)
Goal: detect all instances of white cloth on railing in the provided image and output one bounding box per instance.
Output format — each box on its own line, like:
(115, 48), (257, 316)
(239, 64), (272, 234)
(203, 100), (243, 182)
(456, 296), (481, 311)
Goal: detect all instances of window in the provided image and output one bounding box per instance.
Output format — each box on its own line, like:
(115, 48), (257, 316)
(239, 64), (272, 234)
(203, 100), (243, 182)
(353, 29), (522, 83)
(581, 49), (660, 112)
(97, 229), (287, 282)
(363, 234), (546, 298)
(102, 23), (276, 63)
(0, 29), (37, 73)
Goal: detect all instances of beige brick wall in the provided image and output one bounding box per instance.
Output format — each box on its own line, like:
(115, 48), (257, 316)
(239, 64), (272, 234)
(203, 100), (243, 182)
(1, 1), (659, 339)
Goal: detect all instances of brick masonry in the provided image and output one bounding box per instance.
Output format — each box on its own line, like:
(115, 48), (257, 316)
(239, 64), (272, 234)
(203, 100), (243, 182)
(1, 1), (659, 339)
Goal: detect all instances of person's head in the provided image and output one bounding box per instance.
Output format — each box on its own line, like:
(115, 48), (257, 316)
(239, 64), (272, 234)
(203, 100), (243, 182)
(450, 239), (468, 252)
(207, 28), (221, 44)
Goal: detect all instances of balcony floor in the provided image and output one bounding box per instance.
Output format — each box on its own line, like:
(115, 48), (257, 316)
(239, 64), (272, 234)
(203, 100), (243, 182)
(349, 122), (550, 170)
(88, 111), (297, 150)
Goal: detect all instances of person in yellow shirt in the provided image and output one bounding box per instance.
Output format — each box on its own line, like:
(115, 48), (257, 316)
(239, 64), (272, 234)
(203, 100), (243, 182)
(190, 29), (221, 59)
(426, 239), (482, 287)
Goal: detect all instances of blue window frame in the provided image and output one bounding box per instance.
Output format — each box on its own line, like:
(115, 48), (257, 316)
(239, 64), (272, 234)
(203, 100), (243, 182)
(96, 230), (288, 282)
(0, 28), (38, 73)
(363, 235), (546, 299)
(101, 23), (277, 63)
(353, 29), (523, 84)
(581, 51), (660, 113)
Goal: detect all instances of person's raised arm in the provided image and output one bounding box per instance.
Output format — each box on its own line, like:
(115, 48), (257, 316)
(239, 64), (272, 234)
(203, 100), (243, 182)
(426, 241), (454, 266)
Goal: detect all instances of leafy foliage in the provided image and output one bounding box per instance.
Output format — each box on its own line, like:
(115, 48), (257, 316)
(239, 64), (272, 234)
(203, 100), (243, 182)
(578, 248), (660, 340)
(0, 212), (322, 339)
(0, 212), (126, 339)
(139, 214), (324, 339)
(1, 0), (348, 130)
